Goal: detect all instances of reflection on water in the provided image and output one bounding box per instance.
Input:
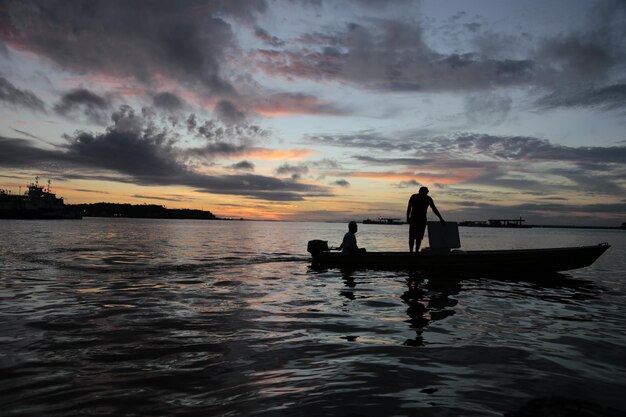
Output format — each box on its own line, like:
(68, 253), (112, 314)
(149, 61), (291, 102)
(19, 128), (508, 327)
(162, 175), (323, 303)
(401, 271), (461, 346)
(1, 219), (625, 416)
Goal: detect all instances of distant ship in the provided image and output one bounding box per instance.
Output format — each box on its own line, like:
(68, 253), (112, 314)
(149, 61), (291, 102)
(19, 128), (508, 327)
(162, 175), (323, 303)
(459, 217), (531, 228)
(0, 178), (82, 219)
(363, 218), (404, 225)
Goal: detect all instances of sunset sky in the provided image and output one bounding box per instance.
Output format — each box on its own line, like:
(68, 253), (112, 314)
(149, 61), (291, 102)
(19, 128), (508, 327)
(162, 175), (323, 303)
(1, 0), (624, 225)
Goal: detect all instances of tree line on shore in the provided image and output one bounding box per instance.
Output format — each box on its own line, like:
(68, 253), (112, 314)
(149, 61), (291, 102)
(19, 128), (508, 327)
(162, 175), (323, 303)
(68, 203), (217, 220)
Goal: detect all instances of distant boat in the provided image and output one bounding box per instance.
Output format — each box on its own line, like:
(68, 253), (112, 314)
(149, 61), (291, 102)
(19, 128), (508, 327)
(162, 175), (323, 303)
(0, 178), (81, 219)
(363, 218), (404, 225)
(460, 217), (531, 228)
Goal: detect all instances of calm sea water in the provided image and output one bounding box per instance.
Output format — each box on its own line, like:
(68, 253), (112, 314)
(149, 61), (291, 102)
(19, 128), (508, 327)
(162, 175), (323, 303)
(1, 219), (625, 416)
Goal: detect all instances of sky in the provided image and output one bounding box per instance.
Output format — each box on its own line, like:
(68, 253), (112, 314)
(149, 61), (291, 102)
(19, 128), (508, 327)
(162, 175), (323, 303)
(0, 0), (625, 225)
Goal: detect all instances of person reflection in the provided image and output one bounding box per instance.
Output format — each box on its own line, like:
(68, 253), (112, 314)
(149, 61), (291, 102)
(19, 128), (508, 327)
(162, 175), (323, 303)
(340, 269), (357, 301)
(402, 270), (461, 346)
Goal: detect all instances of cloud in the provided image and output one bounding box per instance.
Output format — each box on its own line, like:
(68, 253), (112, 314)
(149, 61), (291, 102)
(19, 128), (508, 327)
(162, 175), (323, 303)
(254, 27), (285, 47)
(537, 84), (626, 110)
(464, 93), (512, 125)
(153, 92), (186, 111)
(233, 148), (316, 160)
(185, 113), (270, 143)
(254, 20), (536, 92)
(333, 179), (350, 187)
(0, 76), (46, 111)
(276, 163), (309, 180)
(310, 129), (626, 197)
(132, 194), (191, 203)
(308, 130), (416, 151)
(230, 160), (255, 171)
(397, 179), (419, 188)
(74, 188), (110, 194)
(54, 88), (110, 125)
(1, 0), (268, 94)
(252, 92), (349, 116)
(0, 105), (331, 201)
(450, 200), (626, 226)
(215, 99), (246, 125)
(249, 1), (626, 113)
(10, 128), (42, 140)
(349, 170), (465, 184)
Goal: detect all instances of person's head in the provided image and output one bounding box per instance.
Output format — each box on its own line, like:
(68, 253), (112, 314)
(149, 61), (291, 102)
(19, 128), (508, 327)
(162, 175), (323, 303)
(418, 186), (429, 195)
(348, 221), (358, 233)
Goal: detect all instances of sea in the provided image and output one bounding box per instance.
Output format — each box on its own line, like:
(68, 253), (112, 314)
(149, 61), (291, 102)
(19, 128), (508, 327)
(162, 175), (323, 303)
(1, 218), (625, 416)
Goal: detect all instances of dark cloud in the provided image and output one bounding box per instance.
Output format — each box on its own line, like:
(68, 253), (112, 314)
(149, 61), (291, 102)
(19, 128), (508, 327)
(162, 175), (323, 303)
(0, 136), (65, 167)
(0, 76), (45, 111)
(397, 179), (419, 188)
(276, 163), (309, 180)
(537, 84), (626, 110)
(326, 132), (626, 166)
(54, 88), (110, 125)
(10, 128), (42, 141)
(215, 99), (246, 125)
(308, 130), (416, 152)
(312, 130), (626, 197)
(74, 188), (109, 194)
(447, 134), (626, 165)
(230, 160), (255, 171)
(0, 105), (330, 201)
(251, 1), (626, 112)
(153, 92), (185, 111)
(186, 112), (269, 142)
(450, 200), (626, 226)
(333, 179), (350, 187)
(254, 27), (285, 47)
(530, 0), (626, 108)
(464, 93), (512, 125)
(1, 0), (268, 94)
(355, 155), (429, 166)
(132, 194), (189, 203)
(255, 20), (535, 92)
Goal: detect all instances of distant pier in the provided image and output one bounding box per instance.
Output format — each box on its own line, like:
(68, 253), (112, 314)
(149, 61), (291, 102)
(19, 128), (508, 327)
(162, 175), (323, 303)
(460, 217), (531, 228)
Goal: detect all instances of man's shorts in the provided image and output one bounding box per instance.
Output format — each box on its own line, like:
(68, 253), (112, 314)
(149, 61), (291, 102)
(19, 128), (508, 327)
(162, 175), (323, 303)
(409, 220), (427, 240)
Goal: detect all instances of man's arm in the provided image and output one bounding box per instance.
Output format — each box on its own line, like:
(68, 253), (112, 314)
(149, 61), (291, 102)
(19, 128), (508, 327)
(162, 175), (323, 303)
(430, 200), (445, 222)
(406, 197), (413, 223)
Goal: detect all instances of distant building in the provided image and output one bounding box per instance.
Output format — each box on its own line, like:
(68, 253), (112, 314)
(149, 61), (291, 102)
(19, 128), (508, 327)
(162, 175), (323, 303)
(460, 217), (531, 228)
(487, 217), (530, 228)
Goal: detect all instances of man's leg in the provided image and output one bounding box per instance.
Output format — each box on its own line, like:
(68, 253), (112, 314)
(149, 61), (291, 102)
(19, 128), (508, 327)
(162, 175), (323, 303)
(409, 238), (414, 253)
(414, 222), (426, 253)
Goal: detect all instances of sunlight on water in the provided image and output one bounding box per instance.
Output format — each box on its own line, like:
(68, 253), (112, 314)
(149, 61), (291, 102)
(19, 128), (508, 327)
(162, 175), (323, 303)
(1, 218), (625, 416)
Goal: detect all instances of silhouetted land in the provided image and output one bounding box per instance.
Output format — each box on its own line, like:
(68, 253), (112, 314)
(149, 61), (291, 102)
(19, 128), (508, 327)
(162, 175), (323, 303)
(531, 224), (625, 230)
(69, 203), (218, 220)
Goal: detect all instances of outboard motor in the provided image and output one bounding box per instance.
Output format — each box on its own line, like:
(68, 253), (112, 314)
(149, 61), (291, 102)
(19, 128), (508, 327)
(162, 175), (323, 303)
(307, 240), (329, 255)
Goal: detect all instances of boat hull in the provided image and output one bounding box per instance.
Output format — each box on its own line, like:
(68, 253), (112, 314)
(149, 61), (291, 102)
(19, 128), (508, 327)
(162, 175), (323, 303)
(311, 244), (610, 273)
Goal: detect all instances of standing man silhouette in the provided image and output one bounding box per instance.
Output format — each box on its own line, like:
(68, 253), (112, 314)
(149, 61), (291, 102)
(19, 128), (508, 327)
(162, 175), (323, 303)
(406, 186), (445, 253)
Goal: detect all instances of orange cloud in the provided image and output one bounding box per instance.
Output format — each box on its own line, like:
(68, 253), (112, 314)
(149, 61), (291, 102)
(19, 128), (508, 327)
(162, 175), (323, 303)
(252, 92), (345, 117)
(349, 171), (472, 184)
(230, 148), (316, 161)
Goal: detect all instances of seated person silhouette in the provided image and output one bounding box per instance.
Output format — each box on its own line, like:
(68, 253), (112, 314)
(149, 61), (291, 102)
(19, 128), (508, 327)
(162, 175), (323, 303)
(338, 221), (366, 254)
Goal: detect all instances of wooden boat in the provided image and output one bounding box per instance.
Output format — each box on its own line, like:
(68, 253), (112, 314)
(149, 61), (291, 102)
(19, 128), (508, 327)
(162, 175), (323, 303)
(307, 241), (610, 273)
